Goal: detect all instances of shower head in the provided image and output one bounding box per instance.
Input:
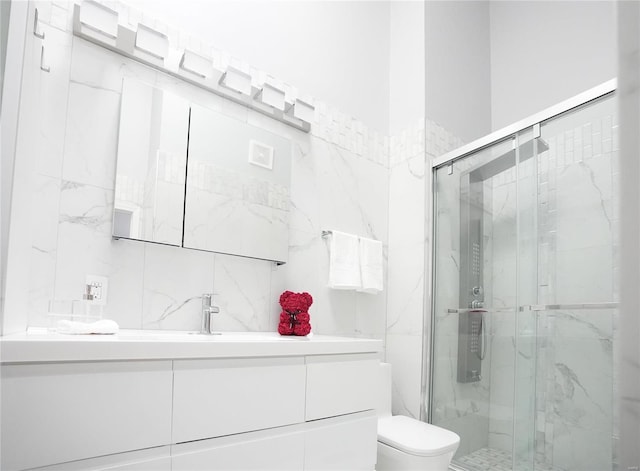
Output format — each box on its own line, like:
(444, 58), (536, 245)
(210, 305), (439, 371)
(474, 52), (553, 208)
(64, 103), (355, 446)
(464, 138), (550, 182)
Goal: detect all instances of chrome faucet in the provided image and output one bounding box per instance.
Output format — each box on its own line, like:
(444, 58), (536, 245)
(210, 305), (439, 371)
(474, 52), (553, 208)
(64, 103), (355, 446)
(201, 294), (220, 334)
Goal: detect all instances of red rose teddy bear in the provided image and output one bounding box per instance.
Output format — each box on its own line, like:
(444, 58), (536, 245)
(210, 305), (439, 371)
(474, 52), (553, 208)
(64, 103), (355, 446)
(278, 291), (312, 336)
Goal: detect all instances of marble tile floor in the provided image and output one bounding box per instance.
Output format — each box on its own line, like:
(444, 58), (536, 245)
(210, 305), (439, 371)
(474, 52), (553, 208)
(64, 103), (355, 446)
(454, 447), (565, 471)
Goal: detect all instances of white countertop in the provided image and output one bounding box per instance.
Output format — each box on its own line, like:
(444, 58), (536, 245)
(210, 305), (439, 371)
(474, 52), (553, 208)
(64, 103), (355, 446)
(0, 328), (383, 363)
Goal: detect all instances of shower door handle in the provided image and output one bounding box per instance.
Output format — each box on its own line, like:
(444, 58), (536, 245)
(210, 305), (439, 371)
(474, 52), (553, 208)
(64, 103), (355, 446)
(520, 302), (619, 311)
(449, 303), (619, 314)
(447, 307), (515, 313)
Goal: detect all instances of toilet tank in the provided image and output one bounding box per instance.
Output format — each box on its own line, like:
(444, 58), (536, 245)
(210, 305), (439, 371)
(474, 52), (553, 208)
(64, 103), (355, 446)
(378, 362), (392, 417)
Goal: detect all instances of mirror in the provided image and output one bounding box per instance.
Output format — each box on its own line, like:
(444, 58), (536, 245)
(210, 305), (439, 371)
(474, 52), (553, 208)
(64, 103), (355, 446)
(114, 79), (292, 263)
(184, 104), (291, 263)
(113, 79), (189, 246)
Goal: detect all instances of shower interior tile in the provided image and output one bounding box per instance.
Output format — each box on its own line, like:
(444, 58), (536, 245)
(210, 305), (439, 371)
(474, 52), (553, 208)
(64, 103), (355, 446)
(455, 447), (567, 471)
(555, 246), (613, 303)
(552, 428), (612, 471)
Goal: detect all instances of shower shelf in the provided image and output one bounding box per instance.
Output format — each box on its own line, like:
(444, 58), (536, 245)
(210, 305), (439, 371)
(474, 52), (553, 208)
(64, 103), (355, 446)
(447, 302), (619, 314)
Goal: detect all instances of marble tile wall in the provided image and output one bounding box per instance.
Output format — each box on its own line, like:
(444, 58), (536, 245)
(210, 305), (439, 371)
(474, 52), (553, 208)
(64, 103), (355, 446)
(386, 117), (464, 419)
(23, 1), (390, 340)
(386, 118), (427, 419)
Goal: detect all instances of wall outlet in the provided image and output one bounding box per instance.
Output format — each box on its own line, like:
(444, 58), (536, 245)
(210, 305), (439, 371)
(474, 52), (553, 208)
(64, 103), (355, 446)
(85, 274), (108, 306)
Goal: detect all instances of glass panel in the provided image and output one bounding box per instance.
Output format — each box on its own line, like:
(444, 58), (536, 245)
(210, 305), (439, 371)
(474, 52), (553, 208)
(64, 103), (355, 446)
(431, 137), (518, 470)
(430, 91), (617, 471)
(114, 78), (190, 246)
(530, 94), (617, 471)
(538, 96), (617, 307)
(184, 103), (292, 263)
(513, 128), (537, 471)
(534, 307), (615, 471)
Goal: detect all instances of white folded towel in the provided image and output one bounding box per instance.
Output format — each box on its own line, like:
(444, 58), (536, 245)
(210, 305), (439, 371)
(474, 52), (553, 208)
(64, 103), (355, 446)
(357, 236), (383, 294)
(328, 230), (362, 289)
(56, 319), (119, 335)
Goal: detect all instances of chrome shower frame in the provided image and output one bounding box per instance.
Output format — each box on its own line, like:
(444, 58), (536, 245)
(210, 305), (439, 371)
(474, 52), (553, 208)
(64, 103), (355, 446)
(421, 78), (617, 423)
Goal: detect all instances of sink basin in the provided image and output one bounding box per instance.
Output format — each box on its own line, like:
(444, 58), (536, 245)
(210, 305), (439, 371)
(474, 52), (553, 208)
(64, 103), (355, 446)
(114, 329), (302, 342)
(2, 328), (381, 364)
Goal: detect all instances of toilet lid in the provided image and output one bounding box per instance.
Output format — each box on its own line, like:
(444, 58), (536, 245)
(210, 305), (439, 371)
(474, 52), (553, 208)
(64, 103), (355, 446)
(378, 416), (460, 457)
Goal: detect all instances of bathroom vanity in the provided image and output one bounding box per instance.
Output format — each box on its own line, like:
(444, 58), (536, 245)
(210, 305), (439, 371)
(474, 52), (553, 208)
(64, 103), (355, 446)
(0, 331), (382, 471)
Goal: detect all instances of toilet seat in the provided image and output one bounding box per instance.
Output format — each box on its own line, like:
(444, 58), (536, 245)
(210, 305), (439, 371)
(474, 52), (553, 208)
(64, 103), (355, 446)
(377, 416), (460, 457)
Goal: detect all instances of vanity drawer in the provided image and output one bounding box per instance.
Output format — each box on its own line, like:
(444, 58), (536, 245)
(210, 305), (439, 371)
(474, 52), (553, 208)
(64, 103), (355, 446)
(172, 357), (306, 443)
(305, 353), (379, 420)
(171, 423), (305, 470)
(26, 447), (171, 471)
(304, 410), (378, 471)
(0, 361), (173, 471)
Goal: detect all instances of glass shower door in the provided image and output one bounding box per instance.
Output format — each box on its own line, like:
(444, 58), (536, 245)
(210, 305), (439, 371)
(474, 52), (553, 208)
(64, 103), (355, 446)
(429, 90), (617, 471)
(431, 135), (526, 470)
(527, 94), (617, 471)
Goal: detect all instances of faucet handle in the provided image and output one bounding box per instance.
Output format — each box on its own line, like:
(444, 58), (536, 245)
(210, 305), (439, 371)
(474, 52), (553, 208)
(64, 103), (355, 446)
(201, 294), (219, 334)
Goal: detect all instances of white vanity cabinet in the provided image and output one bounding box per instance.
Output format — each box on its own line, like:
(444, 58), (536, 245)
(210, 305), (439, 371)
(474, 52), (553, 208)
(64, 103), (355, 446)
(25, 448), (172, 471)
(0, 332), (382, 471)
(171, 353), (379, 471)
(171, 423), (306, 470)
(172, 357), (306, 443)
(304, 411), (378, 471)
(0, 361), (173, 470)
(305, 353), (380, 420)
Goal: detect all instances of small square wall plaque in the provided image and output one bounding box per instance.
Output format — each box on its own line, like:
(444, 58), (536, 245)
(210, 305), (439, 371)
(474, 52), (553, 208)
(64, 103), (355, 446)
(248, 139), (274, 170)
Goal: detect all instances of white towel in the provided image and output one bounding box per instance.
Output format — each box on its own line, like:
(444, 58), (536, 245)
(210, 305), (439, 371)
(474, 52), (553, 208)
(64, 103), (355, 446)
(56, 319), (119, 335)
(357, 237), (383, 294)
(328, 230), (362, 289)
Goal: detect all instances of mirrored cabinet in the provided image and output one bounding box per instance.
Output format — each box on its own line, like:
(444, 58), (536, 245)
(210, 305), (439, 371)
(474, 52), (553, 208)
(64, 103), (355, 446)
(184, 103), (291, 262)
(114, 79), (190, 247)
(113, 78), (292, 263)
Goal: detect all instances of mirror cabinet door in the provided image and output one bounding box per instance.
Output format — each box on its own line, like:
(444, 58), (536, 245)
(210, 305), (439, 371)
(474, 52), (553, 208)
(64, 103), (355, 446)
(184, 104), (291, 263)
(113, 79), (189, 246)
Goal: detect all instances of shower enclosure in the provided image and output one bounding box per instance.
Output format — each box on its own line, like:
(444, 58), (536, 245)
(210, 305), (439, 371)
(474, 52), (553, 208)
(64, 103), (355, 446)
(428, 82), (618, 471)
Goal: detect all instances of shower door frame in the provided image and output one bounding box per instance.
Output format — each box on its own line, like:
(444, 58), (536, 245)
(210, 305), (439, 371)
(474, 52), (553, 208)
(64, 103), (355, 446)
(422, 79), (618, 462)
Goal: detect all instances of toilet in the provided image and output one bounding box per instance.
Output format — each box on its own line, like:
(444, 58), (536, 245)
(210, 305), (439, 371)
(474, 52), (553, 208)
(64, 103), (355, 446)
(376, 363), (460, 471)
